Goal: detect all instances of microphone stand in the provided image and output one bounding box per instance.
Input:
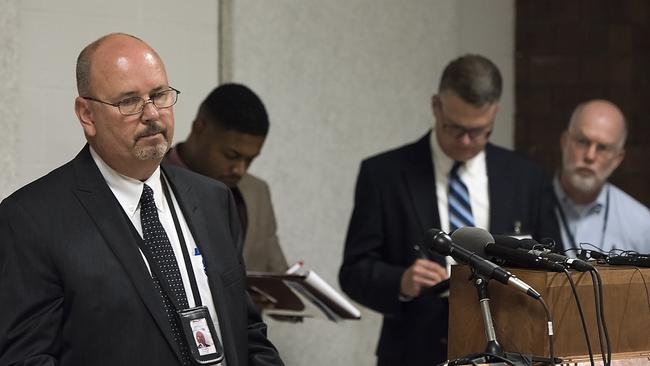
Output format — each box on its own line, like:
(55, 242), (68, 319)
(446, 270), (530, 366)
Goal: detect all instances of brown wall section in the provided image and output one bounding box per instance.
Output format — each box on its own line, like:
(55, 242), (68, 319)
(515, 0), (650, 206)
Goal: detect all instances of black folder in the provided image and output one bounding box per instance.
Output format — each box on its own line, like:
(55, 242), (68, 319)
(246, 271), (362, 322)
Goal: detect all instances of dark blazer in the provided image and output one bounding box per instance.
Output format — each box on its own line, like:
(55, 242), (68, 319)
(0, 145), (283, 366)
(339, 132), (559, 366)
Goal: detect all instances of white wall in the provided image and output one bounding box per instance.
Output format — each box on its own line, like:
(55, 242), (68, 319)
(1, 1), (513, 365)
(458, 0), (515, 148)
(0, 0), (219, 197)
(0, 0), (19, 197)
(223, 1), (514, 365)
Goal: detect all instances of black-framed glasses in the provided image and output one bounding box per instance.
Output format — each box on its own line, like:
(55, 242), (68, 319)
(435, 98), (493, 140)
(440, 119), (492, 140)
(82, 87), (180, 116)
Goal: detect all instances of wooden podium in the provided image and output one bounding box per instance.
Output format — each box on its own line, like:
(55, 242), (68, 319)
(448, 264), (650, 363)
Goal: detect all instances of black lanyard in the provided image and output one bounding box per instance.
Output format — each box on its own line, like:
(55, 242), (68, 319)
(160, 176), (203, 308)
(555, 186), (610, 253)
(128, 176), (203, 311)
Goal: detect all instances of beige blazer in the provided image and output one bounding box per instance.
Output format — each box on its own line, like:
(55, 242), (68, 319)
(238, 173), (288, 273)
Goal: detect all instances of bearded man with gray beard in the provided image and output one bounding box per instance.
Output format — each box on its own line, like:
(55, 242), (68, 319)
(554, 99), (650, 256)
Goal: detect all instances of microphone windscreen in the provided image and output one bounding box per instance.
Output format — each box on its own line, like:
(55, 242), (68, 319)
(450, 227), (494, 258)
(492, 235), (539, 250)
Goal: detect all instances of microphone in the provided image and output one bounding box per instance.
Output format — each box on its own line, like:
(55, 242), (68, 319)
(461, 231), (565, 272)
(528, 249), (594, 272)
(493, 235), (594, 272)
(488, 244), (566, 272)
(427, 228), (541, 300)
(492, 234), (545, 250)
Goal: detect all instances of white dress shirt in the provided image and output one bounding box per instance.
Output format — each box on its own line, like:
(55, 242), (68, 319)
(430, 133), (490, 274)
(90, 147), (226, 365)
(430, 132), (490, 233)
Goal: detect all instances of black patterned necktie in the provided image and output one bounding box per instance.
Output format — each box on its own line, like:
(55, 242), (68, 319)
(448, 161), (475, 232)
(140, 183), (190, 364)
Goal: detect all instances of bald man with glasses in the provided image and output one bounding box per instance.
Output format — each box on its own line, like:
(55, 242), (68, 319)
(339, 54), (559, 366)
(0, 33), (284, 366)
(554, 99), (650, 257)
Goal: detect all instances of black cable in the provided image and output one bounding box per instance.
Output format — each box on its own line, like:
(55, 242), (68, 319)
(446, 350), (518, 366)
(484, 354), (516, 365)
(564, 269), (595, 366)
(590, 269), (611, 366)
(450, 358), (480, 366)
(538, 297), (555, 365)
(589, 269), (606, 365)
(579, 242), (603, 251)
(596, 269), (612, 366)
(635, 267), (650, 313)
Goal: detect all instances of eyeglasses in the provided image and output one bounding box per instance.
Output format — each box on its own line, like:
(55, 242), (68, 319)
(440, 119), (492, 140)
(82, 87), (180, 116)
(568, 133), (621, 158)
(436, 100), (493, 140)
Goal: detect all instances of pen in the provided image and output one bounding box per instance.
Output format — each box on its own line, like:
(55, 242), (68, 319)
(414, 244), (429, 259)
(285, 260), (304, 274)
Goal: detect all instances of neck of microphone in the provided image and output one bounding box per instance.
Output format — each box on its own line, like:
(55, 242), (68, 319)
(492, 234), (592, 271)
(528, 250), (594, 272)
(446, 227), (542, 300)
(427, 228), (509, 283)
(485, 243), (566, 272)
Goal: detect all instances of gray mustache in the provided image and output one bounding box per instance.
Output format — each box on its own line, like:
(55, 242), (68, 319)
(136, 124), (166, 140)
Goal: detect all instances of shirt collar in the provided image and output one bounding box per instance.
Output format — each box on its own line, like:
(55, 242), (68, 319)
(430, 130), (486, 176)
(90, 146), (166, 218)
(553, 174), (607, 217)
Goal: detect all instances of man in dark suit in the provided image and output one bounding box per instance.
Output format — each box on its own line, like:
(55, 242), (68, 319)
(339, 54), (558, 366)
(0, 33), (283, 366)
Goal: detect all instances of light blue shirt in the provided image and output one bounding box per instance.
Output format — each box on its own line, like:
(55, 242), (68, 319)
(553, 176), (650, 256)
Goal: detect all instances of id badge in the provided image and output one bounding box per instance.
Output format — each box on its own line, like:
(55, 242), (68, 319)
(178, 306), (224, 365)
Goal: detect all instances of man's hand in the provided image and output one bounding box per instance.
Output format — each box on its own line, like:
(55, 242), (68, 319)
(400, 259), (448, 298)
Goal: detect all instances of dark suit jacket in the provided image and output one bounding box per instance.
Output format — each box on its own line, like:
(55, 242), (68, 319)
(338, 132), (559, 366)
(0, 145), (283, 366)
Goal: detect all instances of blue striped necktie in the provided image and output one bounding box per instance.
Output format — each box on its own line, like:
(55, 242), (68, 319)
(448, 161), (475, 232)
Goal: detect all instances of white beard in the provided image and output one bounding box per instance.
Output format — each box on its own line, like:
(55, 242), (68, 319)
(565, 170), (600, 194)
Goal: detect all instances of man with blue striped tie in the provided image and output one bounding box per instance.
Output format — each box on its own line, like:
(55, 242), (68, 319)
(448, 161), (475, 231)
(340, 54), (559, 366)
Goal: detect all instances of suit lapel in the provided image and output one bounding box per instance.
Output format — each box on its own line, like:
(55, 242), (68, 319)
(402, 133), (440, 236)
(71, 146), (184, 361)
(485, 144), (505, 231)
(162, 165), (240, 365)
